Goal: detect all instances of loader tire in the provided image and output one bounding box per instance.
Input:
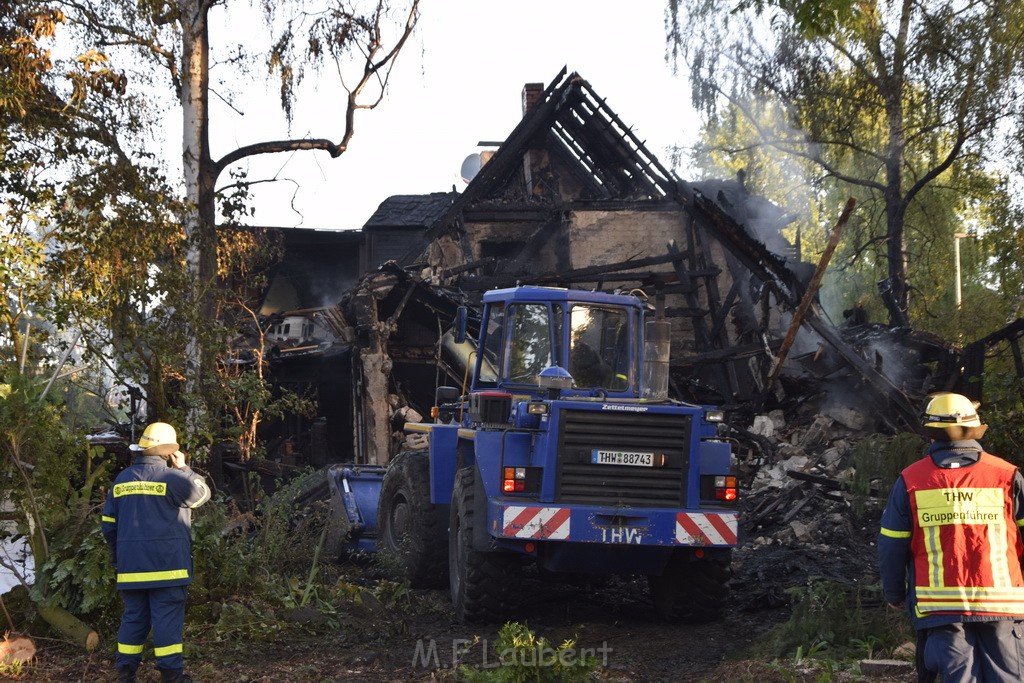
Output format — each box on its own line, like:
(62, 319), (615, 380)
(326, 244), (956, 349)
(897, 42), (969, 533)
(648, 554), (731, 622)
(377, 451), (448, 588)
(449, 466), (520, 623)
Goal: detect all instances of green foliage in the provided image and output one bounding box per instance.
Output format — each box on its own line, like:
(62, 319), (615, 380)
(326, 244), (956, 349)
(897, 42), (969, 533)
(371, 578), (411, 609)
(35, 518), (117, 622)
(187, 474), (348, 637)
(974, 373), (1024, 468)
(847, 432), (926, 508)
(0, 374), (77, 501)
(457, 621), (598, 683)
(0, 0), (421, 654)
(670, 0), (1024, 332)
(0, 370), (124, 635)
(189, 500), (264, 602)
(754, 577), (911, 662)
(761, 0), (855, 37)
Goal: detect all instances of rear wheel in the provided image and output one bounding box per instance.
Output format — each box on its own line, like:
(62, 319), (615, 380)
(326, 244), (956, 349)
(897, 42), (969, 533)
(449, 466), (520, 622)
(377, 451), (447, 588)
(648, 553), (731, 622)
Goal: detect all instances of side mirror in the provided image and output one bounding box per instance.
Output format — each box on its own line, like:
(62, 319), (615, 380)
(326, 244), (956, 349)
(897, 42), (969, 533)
(434, 386), (461, 424)
(453, 306), (468, 344)
(436, 386), (461, 404)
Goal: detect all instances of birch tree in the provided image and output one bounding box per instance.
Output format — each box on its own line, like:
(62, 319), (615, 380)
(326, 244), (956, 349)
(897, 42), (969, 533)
(52, 0), (420, 439)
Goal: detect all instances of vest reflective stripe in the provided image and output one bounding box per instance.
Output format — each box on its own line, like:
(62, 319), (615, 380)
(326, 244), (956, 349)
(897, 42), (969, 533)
(113, 481), (167, 497)
(922, 524), (945, 588)
(880, 527), (911, 539)
(903, 453), (1024, 617)
(117, 569), (190, 584)
(917, 585), (1024, 614)
(154, 643), (183, 657)
(189, 478), (211, 508)
(118, 642), (144, 655)
(102, 515), (115, 524)
(990, 506), (1013, 588)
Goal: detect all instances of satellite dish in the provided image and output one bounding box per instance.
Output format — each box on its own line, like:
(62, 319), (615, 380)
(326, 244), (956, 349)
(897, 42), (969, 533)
(460, 153), (482, 183)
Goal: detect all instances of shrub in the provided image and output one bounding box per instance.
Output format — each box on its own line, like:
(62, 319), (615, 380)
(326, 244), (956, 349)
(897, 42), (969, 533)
(457, 621), (598, 682)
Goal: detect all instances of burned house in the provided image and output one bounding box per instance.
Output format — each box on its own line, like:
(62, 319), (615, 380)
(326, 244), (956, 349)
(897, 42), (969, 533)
(251, 69), (1018, 478)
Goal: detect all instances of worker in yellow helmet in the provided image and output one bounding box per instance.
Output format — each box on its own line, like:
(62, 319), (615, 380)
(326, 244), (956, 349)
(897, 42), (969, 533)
(101, 422), (211, 683)
(878, 393), (1024, 682)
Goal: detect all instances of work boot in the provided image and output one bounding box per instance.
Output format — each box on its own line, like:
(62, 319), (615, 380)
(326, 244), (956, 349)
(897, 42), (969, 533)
(158, 669), (193, 683)
(116, 665), (137, 683)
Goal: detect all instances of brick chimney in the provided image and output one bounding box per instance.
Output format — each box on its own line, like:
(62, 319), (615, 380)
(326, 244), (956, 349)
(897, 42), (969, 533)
(522, 83), (543, 116)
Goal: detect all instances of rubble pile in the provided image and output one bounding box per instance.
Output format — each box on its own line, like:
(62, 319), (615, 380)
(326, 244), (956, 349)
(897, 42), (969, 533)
(729, 396), (890, 614)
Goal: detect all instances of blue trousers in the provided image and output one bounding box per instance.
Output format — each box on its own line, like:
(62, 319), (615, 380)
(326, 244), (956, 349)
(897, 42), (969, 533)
(922, 620), (1024, 682)
(116, 586), (188, 673)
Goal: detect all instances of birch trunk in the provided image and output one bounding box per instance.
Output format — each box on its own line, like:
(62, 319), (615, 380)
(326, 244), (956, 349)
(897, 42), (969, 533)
(180, 1), (216, 431)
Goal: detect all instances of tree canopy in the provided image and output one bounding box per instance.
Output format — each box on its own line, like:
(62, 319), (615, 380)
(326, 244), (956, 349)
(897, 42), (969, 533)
(667, 0), (1024, 330)
(0, 0), (420, 644)
(2, 0), (419, 449)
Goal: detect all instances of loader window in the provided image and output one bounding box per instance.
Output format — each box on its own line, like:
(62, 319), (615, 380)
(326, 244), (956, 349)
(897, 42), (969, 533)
(507, 304), (553, 384)
(477, 303), (505, 386)
(569, 306), (629, 390)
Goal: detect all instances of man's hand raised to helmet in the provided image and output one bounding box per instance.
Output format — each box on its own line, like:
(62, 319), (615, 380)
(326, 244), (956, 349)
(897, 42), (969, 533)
(168, 450), (187, 469)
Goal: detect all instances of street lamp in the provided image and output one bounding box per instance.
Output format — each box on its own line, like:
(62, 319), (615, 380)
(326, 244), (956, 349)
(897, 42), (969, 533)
(954, 232), (969, 309)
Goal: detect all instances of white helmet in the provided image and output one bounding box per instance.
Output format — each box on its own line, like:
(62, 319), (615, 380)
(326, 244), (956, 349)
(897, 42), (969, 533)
(130, 422), (179, 456)
(922, 393), (981, 428)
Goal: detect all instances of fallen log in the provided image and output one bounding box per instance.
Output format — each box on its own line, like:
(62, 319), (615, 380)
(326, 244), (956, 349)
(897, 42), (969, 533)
(35, 603), (99, 650)
(0, 633), (36, 664)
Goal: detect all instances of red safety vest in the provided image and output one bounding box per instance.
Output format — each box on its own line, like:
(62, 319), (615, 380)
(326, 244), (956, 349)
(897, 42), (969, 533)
(903, 453), (1024, 617)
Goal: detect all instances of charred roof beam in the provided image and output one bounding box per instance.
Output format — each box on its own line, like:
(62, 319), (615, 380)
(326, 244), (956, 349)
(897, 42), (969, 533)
(574, 79), (676, 196)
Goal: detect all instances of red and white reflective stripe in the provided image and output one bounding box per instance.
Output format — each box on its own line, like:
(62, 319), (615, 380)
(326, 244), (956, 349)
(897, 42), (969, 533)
(502, 506), (571, 540)
(675, 512), (738, 546)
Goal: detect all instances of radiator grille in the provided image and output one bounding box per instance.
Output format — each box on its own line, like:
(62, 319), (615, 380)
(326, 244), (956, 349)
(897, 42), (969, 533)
(555, 409), (691, 507)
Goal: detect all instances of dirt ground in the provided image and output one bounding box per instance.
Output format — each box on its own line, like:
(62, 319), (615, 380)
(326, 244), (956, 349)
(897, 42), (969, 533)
(13, 457), (917, 682)
(16, 544), (916, 683)
(14, 585), (801, 683)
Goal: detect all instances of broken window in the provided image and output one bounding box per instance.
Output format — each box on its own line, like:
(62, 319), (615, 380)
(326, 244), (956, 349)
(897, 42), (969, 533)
(508, 304), (555, 384)
(569, 306), (629, 390)
(477, 303), (506, 387)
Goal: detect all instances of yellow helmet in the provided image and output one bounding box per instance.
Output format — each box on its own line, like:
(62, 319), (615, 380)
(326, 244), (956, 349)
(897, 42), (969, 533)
(130, 422), (179, 456)
(922, 393), (981, 428)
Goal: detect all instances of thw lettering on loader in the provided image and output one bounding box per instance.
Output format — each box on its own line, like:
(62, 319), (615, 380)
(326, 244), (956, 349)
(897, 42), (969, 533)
(601, 527), (644, 544)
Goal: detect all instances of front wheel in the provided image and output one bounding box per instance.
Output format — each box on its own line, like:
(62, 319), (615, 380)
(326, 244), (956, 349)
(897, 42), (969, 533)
(648, 554), (731, 622)
(449, 466), (520, 622)
(377, 451), (448, 588)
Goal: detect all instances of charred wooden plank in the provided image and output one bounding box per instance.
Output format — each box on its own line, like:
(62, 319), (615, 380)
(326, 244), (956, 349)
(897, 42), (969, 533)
(441, 257), (496, 279)
(801, 309), (922, 431)
(708, 278), (740, 343)
(673, 340), (779, 366)
(680, 187), (801, 307)
(764, 198), (853, 391)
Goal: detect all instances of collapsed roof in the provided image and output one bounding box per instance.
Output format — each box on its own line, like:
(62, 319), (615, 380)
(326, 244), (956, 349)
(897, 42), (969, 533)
(250, 69), (1022, 470)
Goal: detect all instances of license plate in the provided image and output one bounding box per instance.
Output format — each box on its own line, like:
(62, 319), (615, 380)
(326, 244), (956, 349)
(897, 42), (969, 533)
(591, 449), (654, 467)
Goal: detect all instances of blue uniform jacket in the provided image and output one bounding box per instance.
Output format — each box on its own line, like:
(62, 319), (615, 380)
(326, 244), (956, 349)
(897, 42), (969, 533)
(877, 440), (1024, 630)
(101, 455), (211, 590)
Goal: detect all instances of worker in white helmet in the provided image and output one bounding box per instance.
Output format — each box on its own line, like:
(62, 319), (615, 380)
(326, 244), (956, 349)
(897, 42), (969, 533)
(878, 393), (1024, 682)
(101, 422), (211, 683)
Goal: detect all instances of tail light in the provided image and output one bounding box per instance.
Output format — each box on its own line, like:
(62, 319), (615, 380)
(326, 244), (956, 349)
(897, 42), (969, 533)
(502, 467), (540, 494)
(714, 475), (737, 501)
(700, 474), (738, 503)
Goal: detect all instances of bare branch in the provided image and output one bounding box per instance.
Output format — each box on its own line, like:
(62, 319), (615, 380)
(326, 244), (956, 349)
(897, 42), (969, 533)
(212, 0), (419, 178)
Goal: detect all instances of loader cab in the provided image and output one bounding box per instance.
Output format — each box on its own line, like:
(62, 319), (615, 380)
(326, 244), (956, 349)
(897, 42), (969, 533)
(472, 286), (643, 398)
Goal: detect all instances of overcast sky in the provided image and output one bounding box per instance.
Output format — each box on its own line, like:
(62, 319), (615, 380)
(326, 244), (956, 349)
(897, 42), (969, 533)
(209, 1), (703, 231)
